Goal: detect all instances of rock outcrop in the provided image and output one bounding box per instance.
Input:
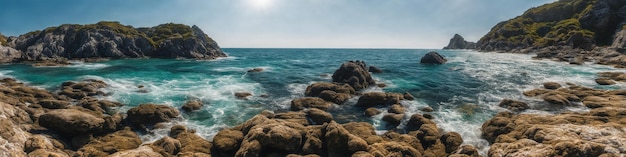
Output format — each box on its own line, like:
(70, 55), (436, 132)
(2, 21), (226, 64)
(483, 81), (626, 156)
(420, 51), (447, 64)
(331, 61), (376, 90)
(443, 34), (476, 49)
(476, 0), (626, 68)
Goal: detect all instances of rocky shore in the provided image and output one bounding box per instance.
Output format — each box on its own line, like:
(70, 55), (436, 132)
(0, 21), (226, 65)
(0, 60), (481, 157)
(483, 77), (626, 156)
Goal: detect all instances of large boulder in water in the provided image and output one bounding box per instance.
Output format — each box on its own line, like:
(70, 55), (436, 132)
(126, 104), (180, 125)
(332, 61), (376, 90)
(420, 52), (447, 64)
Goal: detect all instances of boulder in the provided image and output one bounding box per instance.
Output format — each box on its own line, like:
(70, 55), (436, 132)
(421, 106), (434, 112)
(38, 99), (70, 109)
(175, 127), (213, 154)
(38, 109), (105, 135)
(382, 113), (404, 127)
(110, 146), (162, 157)
(420, 51), (447, 64)
(367, 142), (422, 157)
(151, 136), (182, 155)
(542, 93), (571, 105)
(331, 61), (376, 90)
(368, 66), (383, 73)
(388, 104), (405, 114)
(543, 82), (562, 89)
(234, 92), (252, 100)
(325, 121), (368, 157)
(364, 108), (381, 117)
(403, 92), (415, 100)
(213, 129), (244, 152)
(291, 97), (332, 111)
(440, 132), (463, 153)
(355, 92), (403, 108)
(126, 104), (180, 125)
(595, 78), (616, 85)
(498, 99), (530, 112)
(181, 100), (203, 112)
(305, 82), (355, 96)
(318, 90), (352, 104)
(306, 108), (333, 124)
(406, 114), (436, 132)
(76, 128), (142, 156)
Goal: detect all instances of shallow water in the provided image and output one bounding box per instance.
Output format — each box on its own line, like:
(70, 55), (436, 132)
(1, 49), (624, 154)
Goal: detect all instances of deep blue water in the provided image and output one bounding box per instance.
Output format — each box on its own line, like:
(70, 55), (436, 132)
(1, 48), (624, 153)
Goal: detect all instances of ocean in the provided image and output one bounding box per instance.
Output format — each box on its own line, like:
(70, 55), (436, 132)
(1, 48), (624, 153)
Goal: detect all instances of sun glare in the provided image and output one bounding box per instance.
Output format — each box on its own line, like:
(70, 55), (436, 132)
(249, 0), (273, 9)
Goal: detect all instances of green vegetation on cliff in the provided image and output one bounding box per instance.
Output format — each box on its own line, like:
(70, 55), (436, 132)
(477, 0), (624, 51)
(22, 21), (198, 48)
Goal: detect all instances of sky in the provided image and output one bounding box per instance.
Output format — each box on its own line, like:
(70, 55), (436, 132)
(0, 0), (555, 48)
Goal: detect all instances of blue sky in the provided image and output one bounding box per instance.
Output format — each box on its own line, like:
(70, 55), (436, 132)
(0, 0), (554, 48)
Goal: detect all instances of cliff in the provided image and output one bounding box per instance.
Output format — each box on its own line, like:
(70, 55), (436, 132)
(475, 0), (626, 67)
(476, 0), (626, 51)
(3, 21), (226, 63)
(443, 34), (476, 49)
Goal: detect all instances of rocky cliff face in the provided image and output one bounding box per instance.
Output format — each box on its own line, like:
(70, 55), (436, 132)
(476, 0), (626, 51)
(443, 34), (476, 49)
(4, 21), (226, 63)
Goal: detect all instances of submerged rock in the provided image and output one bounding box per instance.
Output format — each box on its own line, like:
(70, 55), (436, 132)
(126, 104), (180, 125)
(420, 51), (447, 64)
(498, 99), (530, 112)
(181, 100), (203, 112)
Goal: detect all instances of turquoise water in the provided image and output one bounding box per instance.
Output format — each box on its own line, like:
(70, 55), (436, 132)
(1, 49), (624, 153)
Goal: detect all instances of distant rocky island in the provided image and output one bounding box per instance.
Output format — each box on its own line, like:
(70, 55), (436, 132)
(0, 21), (226, 65)
(443, 34), (476, 50)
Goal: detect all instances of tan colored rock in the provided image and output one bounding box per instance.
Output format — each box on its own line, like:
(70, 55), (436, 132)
(325, 121), (368, 157)
(595, 78), (616, 85)
(364, 108), (381, 117)
(110, 146), (162, 157)
(367, 141), (422, 157)
(355, 92), (404, 108)
(498, 99), (530, 112)
(318, 90), (352, 104)
(440, 132), (463, 153)
(176, 129), (212, 155)
(234, 92), (252, 99)
(306, 108), (333, 124)
(213, 129), (244, 152)
(291, 97), (332, 111)
(181, 100), (203, 112)
(382, 113), (404, 127)
(76, 128), (142, 156)
(38, 109), (105, 134)
(152, 136), (182, 155)
(126, 104), (179, 125)
(388, 104), (405, 114)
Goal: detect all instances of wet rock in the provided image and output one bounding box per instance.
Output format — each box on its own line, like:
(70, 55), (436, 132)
(406, 114), (436, 132)
(364, 108), (381, 117)
(213, 129), (244, 153)
(542, 93), (571, 105)
(420, 51), (447, 64)
(38, 99), (70, 109)
(368, 66), (383, 73)
(151, 136), (182, 155)
(38, 109), (105, 135)
(126, 104), (180, 125)
(291, 97), (332, 111)
(453, 145), (480, 157)
(234, 92), (252, 100)
(332, 61), (376, 90)
(441, 132), (463, 153)
(306, 108), (333, 124)
(421, 106), (434, 112)
(595, 78), (616, 85)
(523, 89), (550, 97)
(342, 122), (382, 145)
(305, 82), (355, 104)
(355, 92), (403, 108)
(543, 82), (562, 89)
(318, 90), (352, 104)
(181, 100), (203, 112)
(325, 121), (368, 157)
(175, 127), (213, 155)
(498, 99), (530, 112)
(403, 92), (415, 100)
(382, 113), (404, 127)
(274, 111), (309, 126)
(76, 128), (142, 156)
(388, 104), (405, 114)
